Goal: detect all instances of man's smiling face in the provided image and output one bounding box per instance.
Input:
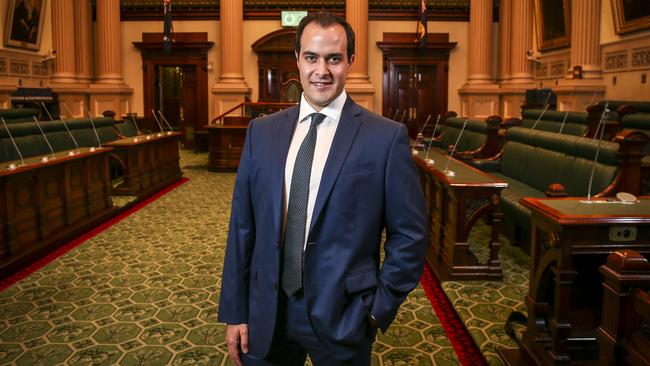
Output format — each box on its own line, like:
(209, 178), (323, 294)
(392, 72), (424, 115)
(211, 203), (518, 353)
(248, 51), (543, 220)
(296, 22), (353, 111)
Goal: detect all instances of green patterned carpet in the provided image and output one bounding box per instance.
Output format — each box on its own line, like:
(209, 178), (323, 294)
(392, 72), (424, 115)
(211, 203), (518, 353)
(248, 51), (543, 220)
(441, 222), (530, 366)
(0, 152), (477, 366)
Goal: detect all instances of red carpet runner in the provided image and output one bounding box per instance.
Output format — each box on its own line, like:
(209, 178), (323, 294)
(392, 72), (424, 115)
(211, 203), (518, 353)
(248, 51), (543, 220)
(420, 264), (488, 366)
(0, 178), (189, 291)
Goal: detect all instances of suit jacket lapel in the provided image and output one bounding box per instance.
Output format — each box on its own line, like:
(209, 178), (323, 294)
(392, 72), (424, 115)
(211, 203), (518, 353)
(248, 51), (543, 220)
(308, 98), (364, 239)
(271, 106), (299, 238)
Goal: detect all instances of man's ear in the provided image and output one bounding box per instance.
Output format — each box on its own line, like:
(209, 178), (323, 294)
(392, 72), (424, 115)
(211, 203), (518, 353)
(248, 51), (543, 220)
(348, 54), (355, 65)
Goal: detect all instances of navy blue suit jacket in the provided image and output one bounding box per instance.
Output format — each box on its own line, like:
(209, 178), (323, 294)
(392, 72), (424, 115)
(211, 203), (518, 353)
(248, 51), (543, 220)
(218, 97), (428, 359)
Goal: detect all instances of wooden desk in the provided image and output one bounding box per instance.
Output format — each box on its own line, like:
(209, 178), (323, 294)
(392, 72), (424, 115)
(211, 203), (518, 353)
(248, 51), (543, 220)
(500, 197), (650, 365)
(104, 132), (182, 197)
(1, 148), (114, 277)
(413, 149), (508, 280)
(205, 124), (247, 171)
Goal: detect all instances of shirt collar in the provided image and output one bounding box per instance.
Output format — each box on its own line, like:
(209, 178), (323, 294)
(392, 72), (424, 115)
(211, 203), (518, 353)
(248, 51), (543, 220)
(297, 90), (347, 124)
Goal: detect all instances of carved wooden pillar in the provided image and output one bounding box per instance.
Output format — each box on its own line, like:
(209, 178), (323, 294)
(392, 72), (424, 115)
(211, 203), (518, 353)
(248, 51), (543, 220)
(95, 0), (122, 84)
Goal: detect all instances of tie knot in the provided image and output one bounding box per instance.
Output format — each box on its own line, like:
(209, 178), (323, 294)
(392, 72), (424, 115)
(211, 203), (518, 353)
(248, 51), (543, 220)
(310, 113), (326, 127)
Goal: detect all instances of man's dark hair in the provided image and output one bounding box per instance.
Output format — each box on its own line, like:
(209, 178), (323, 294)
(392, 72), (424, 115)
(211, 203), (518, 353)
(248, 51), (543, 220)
(295, 12), (355, 63)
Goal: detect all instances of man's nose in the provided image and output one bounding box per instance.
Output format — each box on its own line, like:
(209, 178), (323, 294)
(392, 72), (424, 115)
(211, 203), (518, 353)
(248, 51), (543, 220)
(314, 59), (329, 76)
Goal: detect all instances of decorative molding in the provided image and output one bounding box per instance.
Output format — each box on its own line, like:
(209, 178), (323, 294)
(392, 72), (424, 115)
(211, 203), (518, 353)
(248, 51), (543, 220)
(0, 58), (7, 75)
(604, 51), (628, 71)
(104, 0), (473, 21)
(535, 63), (548, 78)
(631, 46), (650, 69)
(9, 60), (30, 76)
(549, 61), (566, 78)
(601, 33), (650, 73)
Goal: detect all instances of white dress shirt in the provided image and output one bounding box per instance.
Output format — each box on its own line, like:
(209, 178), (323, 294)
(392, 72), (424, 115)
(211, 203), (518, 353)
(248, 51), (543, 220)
(284, 90), (347, 249)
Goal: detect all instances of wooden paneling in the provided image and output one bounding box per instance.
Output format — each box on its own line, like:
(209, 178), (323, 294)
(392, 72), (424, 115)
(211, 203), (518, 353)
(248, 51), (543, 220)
(1, 148), (114, 277)
(104, 132), (183, 197)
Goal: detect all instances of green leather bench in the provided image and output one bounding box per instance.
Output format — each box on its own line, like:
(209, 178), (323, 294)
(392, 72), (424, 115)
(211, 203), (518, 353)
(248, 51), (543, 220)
(0, 108), (40, 123)
(1, 117), (119, 163)
(428, 113), (502, 159)
(473, 127), (648, 249)
(509, 109), (593, 137)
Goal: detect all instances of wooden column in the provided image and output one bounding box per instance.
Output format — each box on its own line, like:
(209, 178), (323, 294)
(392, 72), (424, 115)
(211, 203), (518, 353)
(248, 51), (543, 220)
(51, 0), (77, 83)
(211, 0), (250, 117)
(509, 0), (534, 83)
(74, 0), (93, 83)
(570, 0), (602, 80)
(219, 0), (245, 83)
(467, 0), (493, 84)
(497, 0), (511, 82)
(95, 0), (122, 84)
(345, 0), (375, 111)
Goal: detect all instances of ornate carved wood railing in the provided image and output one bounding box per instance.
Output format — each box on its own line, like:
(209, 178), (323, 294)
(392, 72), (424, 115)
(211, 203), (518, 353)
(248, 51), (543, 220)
(597, 250), (650, 366)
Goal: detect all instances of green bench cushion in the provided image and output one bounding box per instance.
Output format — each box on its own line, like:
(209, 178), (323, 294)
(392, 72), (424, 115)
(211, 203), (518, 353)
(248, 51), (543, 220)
(0, 108), (39, 123)
(436, 117), (487, 152)
(621, 113), (650, 154)
(521, 109), (589, 136)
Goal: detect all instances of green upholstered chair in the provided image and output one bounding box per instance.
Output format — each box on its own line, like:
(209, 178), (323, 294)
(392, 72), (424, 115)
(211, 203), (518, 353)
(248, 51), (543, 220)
(473, 127), (647, 249)
(429, 115), (502, 159)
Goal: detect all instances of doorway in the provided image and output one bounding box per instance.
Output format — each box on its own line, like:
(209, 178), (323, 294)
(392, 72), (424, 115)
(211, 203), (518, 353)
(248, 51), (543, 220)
(378, 33), (456, 138)
(133, 32), (213, 148)
(154, 65), (197, 135)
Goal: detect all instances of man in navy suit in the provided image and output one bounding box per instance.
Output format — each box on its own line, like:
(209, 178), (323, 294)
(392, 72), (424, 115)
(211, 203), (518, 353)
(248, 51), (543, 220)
(218, 12), (427, 366)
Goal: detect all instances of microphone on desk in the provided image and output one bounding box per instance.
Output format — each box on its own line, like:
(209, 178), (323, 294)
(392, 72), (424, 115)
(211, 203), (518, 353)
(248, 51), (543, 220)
(443, 117), (468, 177)
(423, 118), (441, 166)
(531, 90), (553, 130)
(156, 109), (174, 135)
(558, 91), (574, 135)
(1, 117), (25, 170)
(32, 116), (56, 162)
(41, 102), (79, 155)
(412, 114), (432, 155)
(151, 109), (165, 136)
(399, 110), (407, 124)
(580, 102), (609, 204)
(81, 107), (102, 151)
(126, 111), (142, 141)
(422, 114), (442, 164)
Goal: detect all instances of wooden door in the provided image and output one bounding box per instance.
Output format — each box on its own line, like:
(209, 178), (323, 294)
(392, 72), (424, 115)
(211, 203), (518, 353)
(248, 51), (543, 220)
(134, 32), (213, 148)
(378, 33), (456, 138)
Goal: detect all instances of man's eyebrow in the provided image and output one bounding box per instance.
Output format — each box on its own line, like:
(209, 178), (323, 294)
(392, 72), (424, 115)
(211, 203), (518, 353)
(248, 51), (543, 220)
(301, 51), (344, 59)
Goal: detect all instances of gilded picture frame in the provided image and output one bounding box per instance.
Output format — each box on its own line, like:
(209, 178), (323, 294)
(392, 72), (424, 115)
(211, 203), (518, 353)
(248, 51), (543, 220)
(3, 0), (46, 51)
(533, 0), (571, 51)
(611, 0), (650, 35)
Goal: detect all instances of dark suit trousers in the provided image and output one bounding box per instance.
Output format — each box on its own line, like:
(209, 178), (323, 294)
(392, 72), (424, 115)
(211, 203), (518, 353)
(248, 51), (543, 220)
(242, 291), (375, 366)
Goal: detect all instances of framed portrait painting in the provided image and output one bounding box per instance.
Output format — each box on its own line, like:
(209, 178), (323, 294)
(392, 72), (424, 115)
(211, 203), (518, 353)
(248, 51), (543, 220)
(533, 0), (571, 51)
(611, 0), (650, 35)
(4, 0), (46, 51)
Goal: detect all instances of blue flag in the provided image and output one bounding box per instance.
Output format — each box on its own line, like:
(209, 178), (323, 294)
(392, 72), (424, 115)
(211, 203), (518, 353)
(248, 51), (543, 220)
(163, 0), (173, 54)
(416, 0), (427, 48)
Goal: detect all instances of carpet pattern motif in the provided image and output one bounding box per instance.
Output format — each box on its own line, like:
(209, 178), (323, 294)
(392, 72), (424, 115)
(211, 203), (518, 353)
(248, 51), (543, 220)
(441, 223), (530, 366)
(0, 152), (472, 366)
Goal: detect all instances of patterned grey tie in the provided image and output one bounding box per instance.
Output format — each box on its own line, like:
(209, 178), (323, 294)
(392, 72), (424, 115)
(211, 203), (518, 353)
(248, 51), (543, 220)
(282, 112), (327, 296)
